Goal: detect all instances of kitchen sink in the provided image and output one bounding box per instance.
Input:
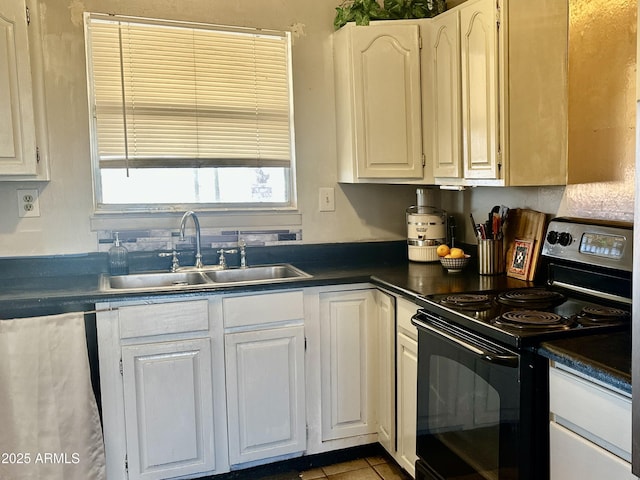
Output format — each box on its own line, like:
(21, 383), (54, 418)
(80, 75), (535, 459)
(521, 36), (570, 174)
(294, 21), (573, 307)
(204, 264), (311, 284)
(100, 264), (311, 292)
(106, 271), (211, 290)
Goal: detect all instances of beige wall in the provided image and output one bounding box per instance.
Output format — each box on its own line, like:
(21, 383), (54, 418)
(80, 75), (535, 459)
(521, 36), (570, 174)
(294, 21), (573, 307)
(0, 0), (633, 257)
(0, 0), (420, 257)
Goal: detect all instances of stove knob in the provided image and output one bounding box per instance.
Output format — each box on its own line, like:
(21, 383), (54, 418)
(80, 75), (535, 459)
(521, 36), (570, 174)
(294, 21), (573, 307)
(558, 232), (573, 246)
(546, 231), (558, 245)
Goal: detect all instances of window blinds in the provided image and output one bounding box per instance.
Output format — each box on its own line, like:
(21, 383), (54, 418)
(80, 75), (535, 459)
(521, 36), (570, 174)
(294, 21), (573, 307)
(87, 16), (293, 169)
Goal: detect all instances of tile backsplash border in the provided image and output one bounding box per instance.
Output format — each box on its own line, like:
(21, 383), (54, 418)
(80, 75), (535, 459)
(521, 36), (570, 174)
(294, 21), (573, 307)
(97, 228), (303, 253)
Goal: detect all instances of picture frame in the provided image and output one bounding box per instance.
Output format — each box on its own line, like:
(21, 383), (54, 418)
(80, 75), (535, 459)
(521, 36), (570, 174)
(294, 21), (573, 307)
(507, 238), (535, 280)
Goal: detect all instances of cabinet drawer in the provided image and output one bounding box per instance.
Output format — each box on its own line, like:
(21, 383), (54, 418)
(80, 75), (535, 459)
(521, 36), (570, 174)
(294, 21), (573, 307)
(223, 290), (304, 328)
(549, 366), (631, 458)
(550, 422), (635, 480)
(119, 300), (209, 339)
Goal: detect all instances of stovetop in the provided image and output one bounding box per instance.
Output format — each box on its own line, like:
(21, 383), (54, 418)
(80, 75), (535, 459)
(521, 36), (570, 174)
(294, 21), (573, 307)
(418, 287), (630, 348)
(416, 217), (633, 349)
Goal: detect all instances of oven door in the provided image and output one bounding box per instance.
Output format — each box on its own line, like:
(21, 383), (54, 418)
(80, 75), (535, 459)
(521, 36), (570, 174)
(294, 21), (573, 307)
(412, 311), (521, 480)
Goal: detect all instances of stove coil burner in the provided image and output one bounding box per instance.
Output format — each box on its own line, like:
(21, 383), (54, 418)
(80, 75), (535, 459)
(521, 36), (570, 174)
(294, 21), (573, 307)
(441, 294), (492, 311)
(497, 289), (566, 309)
(576, 306), (630, 324)
(493, 310), (573, 330)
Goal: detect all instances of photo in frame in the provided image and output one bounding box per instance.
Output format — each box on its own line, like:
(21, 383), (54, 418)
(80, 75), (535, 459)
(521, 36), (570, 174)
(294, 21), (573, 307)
(507, 238), (535, 280)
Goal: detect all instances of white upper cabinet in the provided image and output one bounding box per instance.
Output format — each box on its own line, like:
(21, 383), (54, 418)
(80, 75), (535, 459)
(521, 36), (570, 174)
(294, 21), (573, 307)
(334, 22), (431, 183)
(0, 0), (49, 180)
(459, 0), (499, 180)
(430, 12), (461, 179)
(428, 0), (573, 186)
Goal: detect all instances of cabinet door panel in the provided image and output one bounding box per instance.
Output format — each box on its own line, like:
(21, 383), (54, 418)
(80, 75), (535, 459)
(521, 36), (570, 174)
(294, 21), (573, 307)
(0, 0), (37, 176)
(460, 0), (499, 180)
(397, 331), (418, 476)
(121, 339), (215, 480)
(376, 291), (395, 454)
(320, 289), (377, 441)
(351, 25), (423, 179)
(431, 12), (462, 179)
(225, 325), (306, 465)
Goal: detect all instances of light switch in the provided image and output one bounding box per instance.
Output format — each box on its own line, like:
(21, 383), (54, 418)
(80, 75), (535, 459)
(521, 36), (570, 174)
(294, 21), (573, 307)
(319, 187), (335, 212)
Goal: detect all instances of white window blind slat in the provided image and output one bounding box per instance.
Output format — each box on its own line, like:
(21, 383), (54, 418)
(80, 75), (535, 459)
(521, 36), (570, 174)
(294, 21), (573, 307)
(88, 16), (293, 169)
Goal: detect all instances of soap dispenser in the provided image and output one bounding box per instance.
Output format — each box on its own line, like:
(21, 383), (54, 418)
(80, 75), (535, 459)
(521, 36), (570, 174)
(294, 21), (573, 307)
(108, 232), (129, 275)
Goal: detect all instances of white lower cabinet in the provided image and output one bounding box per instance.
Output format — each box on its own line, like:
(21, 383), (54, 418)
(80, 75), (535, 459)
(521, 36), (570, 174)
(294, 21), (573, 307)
(394, 297), (419, 477)
(374, 292), (419, 477)
(98, 284), (416, 479)
(224, 325), (306, 466)
(303, 284), (380, 455)
(319, 287), (379, 441)
(97, 298), (229, 480)
(549, 364), (635, 480)
(121, 339), (216, 480)
(396, 332), (417, 476)
(376, 290), (396, 455)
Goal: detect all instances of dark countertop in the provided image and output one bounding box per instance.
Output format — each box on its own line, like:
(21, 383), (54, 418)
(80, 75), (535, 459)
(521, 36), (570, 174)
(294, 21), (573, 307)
(538, 332), (631, 395)
(0, 244), (629, 392)
(0, 256), (527, 318)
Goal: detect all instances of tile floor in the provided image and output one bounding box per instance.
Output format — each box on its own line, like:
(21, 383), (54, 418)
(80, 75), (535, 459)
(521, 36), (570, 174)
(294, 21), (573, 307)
(299, 455), (411, 480)
(206, 448), (412, 480)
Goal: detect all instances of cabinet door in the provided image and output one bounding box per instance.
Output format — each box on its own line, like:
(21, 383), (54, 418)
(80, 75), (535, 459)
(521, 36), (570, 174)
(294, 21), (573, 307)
(350, 25), (423, 179)
(460, 0), (499, 180)
(121, 339), (216, 480)
(320, 289), (378, 441)
(225, 325), (306, 465)
(376, 290), (395, 455)
(0, 0), (38, 176)
(430, 11), (462, 179)
(397, 331), (418, 477)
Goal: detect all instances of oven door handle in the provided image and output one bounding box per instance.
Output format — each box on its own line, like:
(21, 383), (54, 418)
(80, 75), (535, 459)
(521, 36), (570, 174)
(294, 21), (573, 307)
(414, 317), (519, 368)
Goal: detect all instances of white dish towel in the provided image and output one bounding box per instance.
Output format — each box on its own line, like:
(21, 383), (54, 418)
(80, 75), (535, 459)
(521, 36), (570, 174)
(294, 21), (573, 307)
(0, 312), (106, 480)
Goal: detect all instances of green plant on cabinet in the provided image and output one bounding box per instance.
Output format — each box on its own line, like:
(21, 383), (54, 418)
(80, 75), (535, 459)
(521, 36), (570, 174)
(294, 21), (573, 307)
(334, 0), (445, 29)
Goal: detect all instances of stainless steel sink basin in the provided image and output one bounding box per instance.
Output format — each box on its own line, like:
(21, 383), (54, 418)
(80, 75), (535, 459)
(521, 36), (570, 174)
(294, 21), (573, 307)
(100, 264), (311, 291)
(205, 264), (311, 284)
(105, 271), (211, 290)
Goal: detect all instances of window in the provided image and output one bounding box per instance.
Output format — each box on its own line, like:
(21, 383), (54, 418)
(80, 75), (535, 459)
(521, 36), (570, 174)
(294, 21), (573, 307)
(84, 14), (296, 211)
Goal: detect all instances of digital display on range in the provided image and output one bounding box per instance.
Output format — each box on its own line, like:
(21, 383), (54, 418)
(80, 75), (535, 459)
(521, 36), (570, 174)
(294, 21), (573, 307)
(579, 233), (625, 258)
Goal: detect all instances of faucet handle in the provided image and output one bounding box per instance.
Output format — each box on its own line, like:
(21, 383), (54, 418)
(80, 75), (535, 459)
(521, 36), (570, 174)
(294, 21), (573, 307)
(238, 239), (247, 268)
(217, 248), (238, 269)
(159, 250), (181, 272)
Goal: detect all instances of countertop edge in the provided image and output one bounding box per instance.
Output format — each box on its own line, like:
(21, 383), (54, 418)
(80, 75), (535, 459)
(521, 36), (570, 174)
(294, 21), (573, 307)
(538, 342), (631, 395)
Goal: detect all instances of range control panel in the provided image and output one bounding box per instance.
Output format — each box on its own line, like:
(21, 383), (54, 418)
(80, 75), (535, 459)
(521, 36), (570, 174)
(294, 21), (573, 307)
(541, 218), (633, 272)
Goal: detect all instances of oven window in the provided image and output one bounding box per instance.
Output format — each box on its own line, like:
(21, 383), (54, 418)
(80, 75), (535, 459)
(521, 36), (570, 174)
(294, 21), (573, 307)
(429, 356), (500, 479)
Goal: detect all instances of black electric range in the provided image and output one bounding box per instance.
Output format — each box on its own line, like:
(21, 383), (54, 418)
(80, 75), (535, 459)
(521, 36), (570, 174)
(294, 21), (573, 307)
(417, 217), (632, 349)
(411, 217), (632, 480)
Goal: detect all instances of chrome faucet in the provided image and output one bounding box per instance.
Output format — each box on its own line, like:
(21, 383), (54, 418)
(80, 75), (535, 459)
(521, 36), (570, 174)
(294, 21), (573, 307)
(179, 211), (203, 269)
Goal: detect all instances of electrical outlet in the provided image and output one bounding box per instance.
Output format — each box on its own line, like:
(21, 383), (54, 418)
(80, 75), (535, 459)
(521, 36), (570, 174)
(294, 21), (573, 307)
(17, 189), (40, 218)
(319, 187), (335, 212)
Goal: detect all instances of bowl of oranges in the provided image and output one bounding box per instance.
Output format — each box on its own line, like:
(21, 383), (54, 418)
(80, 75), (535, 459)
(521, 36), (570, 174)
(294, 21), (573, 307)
(437, 245), (471, 273)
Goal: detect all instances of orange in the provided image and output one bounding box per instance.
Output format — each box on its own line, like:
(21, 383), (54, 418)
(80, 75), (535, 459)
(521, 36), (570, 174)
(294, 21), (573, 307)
(449, 247), (465, 259)
(436, 244), (450, 257)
